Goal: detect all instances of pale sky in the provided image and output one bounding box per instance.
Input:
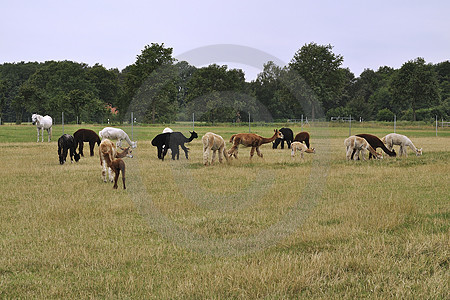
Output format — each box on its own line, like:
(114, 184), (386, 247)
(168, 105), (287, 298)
(1, 0), (449, 81)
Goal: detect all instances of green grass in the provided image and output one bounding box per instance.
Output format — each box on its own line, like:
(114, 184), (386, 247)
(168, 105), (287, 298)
(0, 124), (448, 298)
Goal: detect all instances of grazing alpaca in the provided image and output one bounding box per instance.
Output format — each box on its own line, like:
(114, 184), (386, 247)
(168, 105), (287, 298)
(381, 133), (422, 157)
(32, 113), (52, 142)
(228, 129), (283, 159)
(99, 139), (133, 188)
(351, 133), (396, 160)
(202, 132), (228, 165)
(99, 127), (137, 148)
(344, 136), (383, 161)
(293, 131), (310, 149)
(57, 134), (80, 164)
(290, 141), (315, 158)
(272, 127), (294, 149)
(169, 131), (198, 160)
(73, 129), (101, 157)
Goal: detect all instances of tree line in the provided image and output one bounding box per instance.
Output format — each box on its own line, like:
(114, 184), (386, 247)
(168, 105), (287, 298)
(0, 42), (448, 124)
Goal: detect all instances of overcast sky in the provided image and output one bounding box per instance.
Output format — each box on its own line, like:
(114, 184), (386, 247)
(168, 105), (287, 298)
(1, 0), (449, 81)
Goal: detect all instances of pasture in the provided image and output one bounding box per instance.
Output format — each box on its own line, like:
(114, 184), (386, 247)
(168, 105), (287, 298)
(0, 123), (448, 298)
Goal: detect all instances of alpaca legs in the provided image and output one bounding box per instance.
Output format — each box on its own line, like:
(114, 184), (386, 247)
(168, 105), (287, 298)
(211, 150), (217, 164)
(250, 147), (256, 158)
(79, 141), (84, 156)
(203, 147), (210, 165)
(256, 147), (263, 158)
(89, 142), (95, 156)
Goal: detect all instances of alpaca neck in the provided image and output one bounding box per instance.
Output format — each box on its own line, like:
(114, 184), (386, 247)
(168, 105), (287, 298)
(367, 145), (379, 157)
(116, 148), (129, 158)
(407, 141), (418, 152)
(261, 132), (279, 144)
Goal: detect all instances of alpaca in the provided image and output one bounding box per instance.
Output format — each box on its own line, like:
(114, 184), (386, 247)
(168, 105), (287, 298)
(151, 132), (172, 160)
(99, 139), (133, 186)
(202, 132), (228, 165)
(169, 131), (198, 160)
(351, 133), (396, 160)
(99, 127), (137, 148)
(290, 141), (315, 158)
(73, 129), (101, 157)
(228, 129), (283, 159)
(57, 134), (80, 164)
(344, 136), (383, 161)
(272, 127), (294, 149)
(32, 113), (52, 142)
(381, 133), (422, 157)
(293, 131), (310, 149)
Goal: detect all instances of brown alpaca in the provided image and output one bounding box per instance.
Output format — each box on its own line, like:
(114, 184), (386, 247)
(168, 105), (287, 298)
(228, 129), (283, 159)
(99, 139), (132, 188)
(293, 131), (310, 149)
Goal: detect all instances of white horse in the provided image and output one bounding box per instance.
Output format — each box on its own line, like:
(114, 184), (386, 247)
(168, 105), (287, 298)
(99, 127), (137, 148)
(32, 114), (52, 142)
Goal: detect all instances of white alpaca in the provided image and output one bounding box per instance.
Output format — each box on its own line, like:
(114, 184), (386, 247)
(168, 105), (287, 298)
(290, 141), (315, 158)
(162, 127), (173, 133)
(99, 127), (137, 148)
(202, 132), (228, 165)
(32, 114), (52, 142)
(381, 133), (422, 157)
(344, 136), (383, 161)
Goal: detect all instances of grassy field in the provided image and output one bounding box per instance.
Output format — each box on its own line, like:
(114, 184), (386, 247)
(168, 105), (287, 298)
(0, 123), (448, 298)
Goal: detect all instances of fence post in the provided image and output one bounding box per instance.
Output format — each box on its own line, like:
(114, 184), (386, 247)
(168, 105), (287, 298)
(442, 118), (444, 128)
(436, 115), (438, 137)
(301, 114), (303, 132)
(248, 112), (251, 133)
(349, 115), (352, 136)
(62, 112), (64, 134)
(131, 112), (133, 140)
(192, 113), (195, 131)
(394, 114), (396, 133)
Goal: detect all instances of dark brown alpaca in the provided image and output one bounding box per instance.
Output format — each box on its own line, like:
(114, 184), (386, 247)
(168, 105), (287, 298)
(228, 129), (283, 159)
(74, 129), (101, 156)
(352, 133), (396, 160)
(293, 131), (310, 149)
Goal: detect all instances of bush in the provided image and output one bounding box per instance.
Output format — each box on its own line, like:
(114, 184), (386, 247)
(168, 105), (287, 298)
(377, 108), (394, 121)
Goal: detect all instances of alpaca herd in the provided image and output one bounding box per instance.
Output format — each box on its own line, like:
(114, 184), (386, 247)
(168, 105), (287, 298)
(38, 119), (423, 189)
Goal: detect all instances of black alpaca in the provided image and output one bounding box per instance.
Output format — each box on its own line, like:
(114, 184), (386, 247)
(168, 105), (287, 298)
(73, 129), (101, 157)
(272, 127), (294, 149)
(293, 131), (310, 149)
(58, 134), (80, 164)
(351, 133), (397, 160)
(151, 132), (172, 161)
(169, 131), (198, 160)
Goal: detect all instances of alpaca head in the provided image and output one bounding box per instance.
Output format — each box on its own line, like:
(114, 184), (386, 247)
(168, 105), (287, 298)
(305, 148), (315, 154)
(189, 131), (198, 139)
(74, 152), (80, 162)
(416, 148), (423, 156)
(119, 147), (133, 158)
(391, 149), (397, 157)
(275, 129), (283, 139)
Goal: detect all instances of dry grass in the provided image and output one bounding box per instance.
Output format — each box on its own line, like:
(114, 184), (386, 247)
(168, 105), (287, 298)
(0, 124), (448, 298)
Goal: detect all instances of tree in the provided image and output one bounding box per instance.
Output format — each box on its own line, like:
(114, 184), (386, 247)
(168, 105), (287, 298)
(121, 43), (176, 123)
(391, 58), (440, 121)
(288, 43), (346, 118)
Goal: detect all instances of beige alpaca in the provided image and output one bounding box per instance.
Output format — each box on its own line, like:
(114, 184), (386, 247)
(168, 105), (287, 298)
(290, 141), (315, 158)
(344, 136), (383, 161)
(202, 132), (228, 165)
(381, 133), (422, 157)
(99, 139), (133, 183)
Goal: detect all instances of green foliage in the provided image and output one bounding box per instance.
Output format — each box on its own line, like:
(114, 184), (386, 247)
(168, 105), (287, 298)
(376, 108), (394, 121)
